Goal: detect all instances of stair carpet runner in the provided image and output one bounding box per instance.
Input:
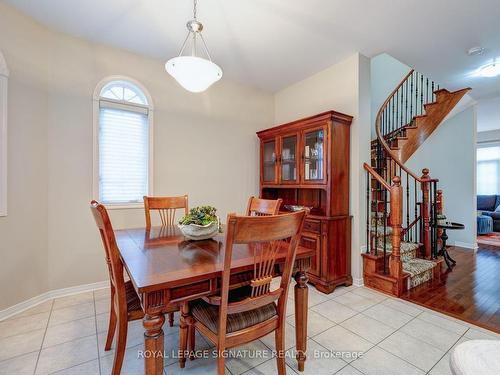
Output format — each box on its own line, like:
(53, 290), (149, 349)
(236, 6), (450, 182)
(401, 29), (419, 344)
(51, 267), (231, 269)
(371, 213), (437, 289)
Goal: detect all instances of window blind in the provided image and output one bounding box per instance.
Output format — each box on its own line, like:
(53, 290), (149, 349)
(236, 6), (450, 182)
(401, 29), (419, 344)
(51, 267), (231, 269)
(477, 145), (500, 195)
(99, 104), (149, 204)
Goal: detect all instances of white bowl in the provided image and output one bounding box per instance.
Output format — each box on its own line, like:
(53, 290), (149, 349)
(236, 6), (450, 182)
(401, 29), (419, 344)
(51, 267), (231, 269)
(178, 221), (219, 241)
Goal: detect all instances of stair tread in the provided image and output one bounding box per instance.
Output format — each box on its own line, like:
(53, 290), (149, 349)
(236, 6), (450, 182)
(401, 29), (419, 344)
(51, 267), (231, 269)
(372, 226), (393, 236)
(403, 258), (437, 277)
(375, 240), (419, 254)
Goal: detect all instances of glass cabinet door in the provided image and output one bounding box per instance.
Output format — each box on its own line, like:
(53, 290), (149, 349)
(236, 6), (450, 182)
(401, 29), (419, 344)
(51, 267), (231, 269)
(262, 139), (277, 183)
(280, 134), (298, 183)
(302, 127), (327, 183)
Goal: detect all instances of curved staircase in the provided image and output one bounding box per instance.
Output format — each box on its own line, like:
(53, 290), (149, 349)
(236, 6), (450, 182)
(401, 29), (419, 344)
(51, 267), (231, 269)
(362, 69), (470, 297)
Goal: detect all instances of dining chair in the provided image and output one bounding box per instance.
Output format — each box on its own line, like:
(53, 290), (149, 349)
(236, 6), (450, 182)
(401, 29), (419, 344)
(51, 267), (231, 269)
(143, 195), (188, 327)
(179, 210), (306, 375)
(90, 200), (178, 375)
(143, 195), (189, 228)
(246, 196), (283, 216)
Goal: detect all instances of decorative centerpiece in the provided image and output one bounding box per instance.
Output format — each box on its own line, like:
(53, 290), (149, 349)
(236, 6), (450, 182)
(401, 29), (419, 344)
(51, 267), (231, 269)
(178, 206), (220, 240)
(283, 204), (312, 212)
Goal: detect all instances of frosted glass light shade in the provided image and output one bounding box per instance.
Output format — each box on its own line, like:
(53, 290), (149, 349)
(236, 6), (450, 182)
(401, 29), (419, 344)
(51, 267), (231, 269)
(165, 56), (223, 93)
(479, 62), (500, 78)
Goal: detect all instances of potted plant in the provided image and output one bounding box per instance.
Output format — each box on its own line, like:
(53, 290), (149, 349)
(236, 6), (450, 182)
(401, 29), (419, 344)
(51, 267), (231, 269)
(178, 206), (220, 240)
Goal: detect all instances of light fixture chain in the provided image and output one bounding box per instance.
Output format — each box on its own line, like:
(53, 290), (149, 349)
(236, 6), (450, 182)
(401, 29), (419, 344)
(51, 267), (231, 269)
(193, 0), (197, 20)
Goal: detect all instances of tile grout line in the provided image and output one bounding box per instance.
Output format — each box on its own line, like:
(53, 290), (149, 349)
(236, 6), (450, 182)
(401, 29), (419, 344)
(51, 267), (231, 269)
(352, 304), (492, 375)
(371, 345), (426, 374)
(238, 357), (296, 375)
(33, 298), (54, 375)
(306, 293), (392, 356)
(0, 306), (95, 342)
(413, 310), (472, 335)
(289, 290), (386, 371)
(249, 332), (307, 374)
(0, 311), (53, 340)
(0, 301), (55, 323)
(6, 285), (494, 375)
(0, 349), (41, 366)
(333, 363), (359, 375)
(26, 301), (104, 351)
(337, 311), (425, 373)
(310, 291), (389, 327)
(365, 310), (445, 373)
(46, 358), (99, 375)
(41, 332), (98, 351)
(394, 312), (469, 352)
(424, 329), (470, 375)
(93, 291), (103, 375)
(239, 357), (272, 375)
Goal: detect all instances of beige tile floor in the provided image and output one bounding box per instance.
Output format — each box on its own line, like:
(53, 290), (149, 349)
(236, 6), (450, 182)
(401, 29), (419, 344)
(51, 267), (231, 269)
(0, 283), (498, 375)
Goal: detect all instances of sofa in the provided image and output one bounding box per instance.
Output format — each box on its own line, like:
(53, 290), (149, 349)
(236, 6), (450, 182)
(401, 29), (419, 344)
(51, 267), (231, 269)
(477, 195), (500, 232)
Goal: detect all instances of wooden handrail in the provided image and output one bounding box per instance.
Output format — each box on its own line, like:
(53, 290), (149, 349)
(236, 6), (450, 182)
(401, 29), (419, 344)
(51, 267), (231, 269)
(363, 163), (391, 190)
(401, 215), (422, 237)
(374, 69), (438, 183)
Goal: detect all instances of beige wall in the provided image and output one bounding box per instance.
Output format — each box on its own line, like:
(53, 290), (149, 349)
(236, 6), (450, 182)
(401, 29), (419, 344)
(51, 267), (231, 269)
(0, 3), (50, 311)
(0, 2), (373, 311)
(274, 53), (371, 283)
(0, 3), (274, 309)
(407, 107), (477, 248)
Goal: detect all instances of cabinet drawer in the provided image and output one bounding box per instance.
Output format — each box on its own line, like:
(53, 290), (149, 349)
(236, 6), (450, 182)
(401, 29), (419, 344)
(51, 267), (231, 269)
(303, 219), (321, 234)
(299, 234), (321, 277)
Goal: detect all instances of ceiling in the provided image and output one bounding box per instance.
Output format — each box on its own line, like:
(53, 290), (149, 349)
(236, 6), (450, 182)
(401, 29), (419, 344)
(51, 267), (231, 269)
(477, 97), (500, 132)
(3, 0), (500, 97)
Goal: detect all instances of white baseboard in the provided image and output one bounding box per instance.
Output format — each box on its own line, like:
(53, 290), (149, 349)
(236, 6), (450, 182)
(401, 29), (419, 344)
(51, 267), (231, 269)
(452, 241), (478, 250)
(0, 280), (109, 321)
(353, 278), (364, 287)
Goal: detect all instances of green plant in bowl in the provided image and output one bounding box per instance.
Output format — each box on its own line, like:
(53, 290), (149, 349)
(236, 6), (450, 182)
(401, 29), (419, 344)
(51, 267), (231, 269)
(179, 206), (218, 226)
(178, 206), (220, 240)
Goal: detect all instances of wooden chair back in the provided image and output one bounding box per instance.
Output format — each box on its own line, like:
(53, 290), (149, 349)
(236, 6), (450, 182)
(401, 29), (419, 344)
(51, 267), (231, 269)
(143, 195), (188, 228)
(218, 210), (306, 336)
(246, 196), (283, 216)
(90, 200), (127, 312)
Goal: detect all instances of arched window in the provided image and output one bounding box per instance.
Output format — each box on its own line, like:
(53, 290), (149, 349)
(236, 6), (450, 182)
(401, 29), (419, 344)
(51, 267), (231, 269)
(93, 77), (153, 206)
(0, 50), (8, 216)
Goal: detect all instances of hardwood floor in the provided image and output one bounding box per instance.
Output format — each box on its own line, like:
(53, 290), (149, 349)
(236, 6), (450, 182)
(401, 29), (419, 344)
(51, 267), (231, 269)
(402, 245), (500, 333)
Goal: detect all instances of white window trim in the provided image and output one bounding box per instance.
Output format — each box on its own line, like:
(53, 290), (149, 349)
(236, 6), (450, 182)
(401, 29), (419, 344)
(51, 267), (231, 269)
(92, 76), (154, 209)
(0, 50), (8, 217)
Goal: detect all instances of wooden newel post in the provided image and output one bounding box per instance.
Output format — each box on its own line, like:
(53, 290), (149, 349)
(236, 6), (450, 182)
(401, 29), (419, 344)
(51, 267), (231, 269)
(389, 176), (403, 296)
(436, 190), (443, 215)
(420, 168), (432, 259)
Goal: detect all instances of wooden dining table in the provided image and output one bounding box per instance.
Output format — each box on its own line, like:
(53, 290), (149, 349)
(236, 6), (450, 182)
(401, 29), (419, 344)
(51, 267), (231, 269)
(115, 225), (314, 375)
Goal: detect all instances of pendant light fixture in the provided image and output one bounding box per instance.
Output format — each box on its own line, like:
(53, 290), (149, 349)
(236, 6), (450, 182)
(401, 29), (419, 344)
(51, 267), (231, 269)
(479, 59), (500, 78)
(165, 0), (222, 93)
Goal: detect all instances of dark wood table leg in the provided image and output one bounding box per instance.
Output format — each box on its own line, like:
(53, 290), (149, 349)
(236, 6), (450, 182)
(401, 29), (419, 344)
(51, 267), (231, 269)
(143, 313), (165, 375)
(438, 229), (456, 270)
(294, 268), (308, 372)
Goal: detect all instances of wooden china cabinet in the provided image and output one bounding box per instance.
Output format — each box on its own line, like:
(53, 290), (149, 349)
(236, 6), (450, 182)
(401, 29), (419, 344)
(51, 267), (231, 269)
(257, 111), (352, 293)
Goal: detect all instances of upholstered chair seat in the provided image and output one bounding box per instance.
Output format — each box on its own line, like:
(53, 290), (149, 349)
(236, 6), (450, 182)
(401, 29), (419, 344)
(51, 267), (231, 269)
(190, 299), (277, 334)
(124, 281), (144, 319)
